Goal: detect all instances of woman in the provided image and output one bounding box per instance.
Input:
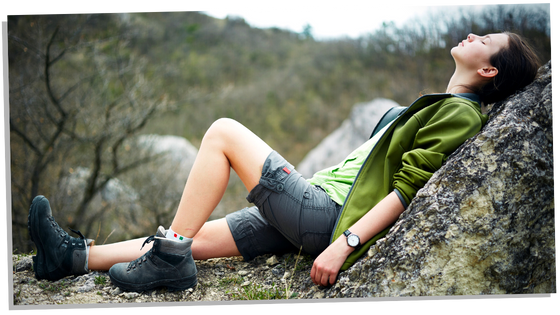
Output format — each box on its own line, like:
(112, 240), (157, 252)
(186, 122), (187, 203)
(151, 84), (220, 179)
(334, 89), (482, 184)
(28, 32), (541, 291)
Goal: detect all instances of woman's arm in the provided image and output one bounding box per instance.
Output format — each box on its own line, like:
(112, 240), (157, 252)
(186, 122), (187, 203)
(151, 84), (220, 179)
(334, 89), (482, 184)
(310, 191), (405, 286)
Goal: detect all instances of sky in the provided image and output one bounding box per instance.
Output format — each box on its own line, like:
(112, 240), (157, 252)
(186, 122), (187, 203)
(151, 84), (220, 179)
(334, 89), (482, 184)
(198, 1), (553, 40)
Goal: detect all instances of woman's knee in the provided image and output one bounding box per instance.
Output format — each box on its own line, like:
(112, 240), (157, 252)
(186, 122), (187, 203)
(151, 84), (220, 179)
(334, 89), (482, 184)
(204, 118), (241, 143)
(211, 118), (242, 132)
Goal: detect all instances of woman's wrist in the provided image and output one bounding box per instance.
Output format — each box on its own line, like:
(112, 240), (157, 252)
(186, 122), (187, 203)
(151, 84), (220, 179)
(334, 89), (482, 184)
(335, 233), (356, 255)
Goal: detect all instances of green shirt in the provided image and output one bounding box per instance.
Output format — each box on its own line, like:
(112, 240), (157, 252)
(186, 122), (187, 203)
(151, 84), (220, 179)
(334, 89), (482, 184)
(306, 118), (396, 206)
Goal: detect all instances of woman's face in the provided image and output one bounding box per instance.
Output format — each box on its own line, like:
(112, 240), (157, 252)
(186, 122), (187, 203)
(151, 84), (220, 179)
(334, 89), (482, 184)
(451, 33), (509, 71)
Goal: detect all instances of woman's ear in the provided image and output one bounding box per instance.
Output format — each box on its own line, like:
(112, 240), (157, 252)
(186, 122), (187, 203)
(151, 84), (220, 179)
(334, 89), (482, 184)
(477, 66), (499, 78)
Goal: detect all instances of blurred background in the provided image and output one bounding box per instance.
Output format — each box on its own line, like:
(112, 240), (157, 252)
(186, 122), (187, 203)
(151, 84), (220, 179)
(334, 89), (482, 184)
(7, 3), (551, 253)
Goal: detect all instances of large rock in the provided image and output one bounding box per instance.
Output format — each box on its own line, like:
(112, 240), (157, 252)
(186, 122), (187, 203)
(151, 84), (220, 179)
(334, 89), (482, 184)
(133, 134), (199, 196)
(136, 134), (198, 170)
(320, 61), (554, 297)
(297, 98), (399, 178)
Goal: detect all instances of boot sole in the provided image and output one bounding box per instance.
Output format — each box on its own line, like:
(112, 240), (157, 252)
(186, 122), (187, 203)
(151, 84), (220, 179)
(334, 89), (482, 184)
(27, 196), (48, 280)
(109, 272), (198, 292)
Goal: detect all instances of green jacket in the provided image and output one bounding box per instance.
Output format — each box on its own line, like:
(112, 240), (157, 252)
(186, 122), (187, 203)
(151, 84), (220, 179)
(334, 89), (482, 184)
(331, 93), (488, 270)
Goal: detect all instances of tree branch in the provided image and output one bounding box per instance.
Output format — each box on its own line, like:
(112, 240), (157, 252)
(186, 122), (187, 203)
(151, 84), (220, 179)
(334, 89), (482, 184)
(9, 119), (41, 156)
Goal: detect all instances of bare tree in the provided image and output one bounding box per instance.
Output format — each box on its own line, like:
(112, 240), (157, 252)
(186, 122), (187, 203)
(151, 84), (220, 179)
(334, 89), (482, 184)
(9, 14), (167, 251)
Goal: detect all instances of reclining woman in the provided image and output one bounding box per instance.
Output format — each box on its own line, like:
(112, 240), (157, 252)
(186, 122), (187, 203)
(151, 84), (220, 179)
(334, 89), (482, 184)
(28, 32), (541, 291)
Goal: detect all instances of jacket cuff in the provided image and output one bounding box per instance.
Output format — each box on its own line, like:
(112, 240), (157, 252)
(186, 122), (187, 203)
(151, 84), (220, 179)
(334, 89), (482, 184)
(394, 189), (408, 208)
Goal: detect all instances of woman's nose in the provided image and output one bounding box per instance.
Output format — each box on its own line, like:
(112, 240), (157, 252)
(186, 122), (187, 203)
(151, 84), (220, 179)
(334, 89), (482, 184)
(467, 33), (478, 41)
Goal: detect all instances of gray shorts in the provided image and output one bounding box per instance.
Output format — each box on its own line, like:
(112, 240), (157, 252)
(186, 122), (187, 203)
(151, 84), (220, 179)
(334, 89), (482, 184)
(225, 151), (342, 261)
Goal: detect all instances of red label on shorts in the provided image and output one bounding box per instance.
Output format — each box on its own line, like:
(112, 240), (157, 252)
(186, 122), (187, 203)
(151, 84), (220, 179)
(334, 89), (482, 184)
(283, 167), (291, 174)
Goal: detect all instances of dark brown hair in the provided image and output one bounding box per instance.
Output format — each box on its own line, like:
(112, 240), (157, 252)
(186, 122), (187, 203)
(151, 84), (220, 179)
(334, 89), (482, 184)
(478, 32), (541, 105)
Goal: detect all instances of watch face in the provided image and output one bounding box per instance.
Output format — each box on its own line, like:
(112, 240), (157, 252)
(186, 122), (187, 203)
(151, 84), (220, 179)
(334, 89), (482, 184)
(348, 234), (360, 247)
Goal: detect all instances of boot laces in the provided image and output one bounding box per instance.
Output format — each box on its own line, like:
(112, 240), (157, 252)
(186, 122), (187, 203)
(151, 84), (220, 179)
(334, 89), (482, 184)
(126, 235), (156, 271)
(47, 216), (65, 237)
(47, 216), (85, 241)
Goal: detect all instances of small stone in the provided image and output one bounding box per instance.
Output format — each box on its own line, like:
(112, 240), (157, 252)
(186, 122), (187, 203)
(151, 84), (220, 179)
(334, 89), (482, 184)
(271, 267), (284, 277)
(238, 270), (250, 276)
(266, 255), (279, 265)
(52, 294), (64, 301)
(75, 279), (96, 293)
(15, 257), (33, 272)
(124, 292), (140, 299)
(367, 246), (378, 257)
(110, 287), (122, 296)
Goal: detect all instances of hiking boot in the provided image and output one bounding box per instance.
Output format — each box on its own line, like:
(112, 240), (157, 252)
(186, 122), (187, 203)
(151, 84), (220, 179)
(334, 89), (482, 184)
(108, 226), (197, 292)
(27, 195), (93, 281)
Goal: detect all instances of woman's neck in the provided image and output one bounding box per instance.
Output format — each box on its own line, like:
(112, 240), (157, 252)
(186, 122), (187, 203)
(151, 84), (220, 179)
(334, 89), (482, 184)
(446, 69), (480, 94)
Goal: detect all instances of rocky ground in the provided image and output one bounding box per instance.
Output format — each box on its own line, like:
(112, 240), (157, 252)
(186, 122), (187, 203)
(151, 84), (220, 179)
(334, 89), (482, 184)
(11, 250), (331, 306)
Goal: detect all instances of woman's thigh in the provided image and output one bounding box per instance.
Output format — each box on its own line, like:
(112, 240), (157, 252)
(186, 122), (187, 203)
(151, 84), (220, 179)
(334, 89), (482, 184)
(203, 118), (273, 192)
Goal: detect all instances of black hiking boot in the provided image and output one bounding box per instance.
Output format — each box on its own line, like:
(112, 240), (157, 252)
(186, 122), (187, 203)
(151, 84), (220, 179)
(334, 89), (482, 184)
(108, 226), (198, 292)
(27, 195), (93, 281)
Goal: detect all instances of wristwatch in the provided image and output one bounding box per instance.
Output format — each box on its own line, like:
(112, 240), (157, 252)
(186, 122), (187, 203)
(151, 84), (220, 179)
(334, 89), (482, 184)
(343, 230), (361, 249)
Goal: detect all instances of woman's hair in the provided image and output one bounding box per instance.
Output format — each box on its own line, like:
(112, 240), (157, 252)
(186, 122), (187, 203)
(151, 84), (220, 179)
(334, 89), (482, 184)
(478, 32), (542, 105)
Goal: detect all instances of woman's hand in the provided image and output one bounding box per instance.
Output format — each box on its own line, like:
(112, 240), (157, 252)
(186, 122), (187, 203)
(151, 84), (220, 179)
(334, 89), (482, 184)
(310, 191), (405, 286)
(310, 236), (354, 286)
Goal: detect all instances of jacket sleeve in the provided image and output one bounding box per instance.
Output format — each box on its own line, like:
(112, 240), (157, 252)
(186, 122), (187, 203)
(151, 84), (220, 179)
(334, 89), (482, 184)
(392, 102), (485, 206)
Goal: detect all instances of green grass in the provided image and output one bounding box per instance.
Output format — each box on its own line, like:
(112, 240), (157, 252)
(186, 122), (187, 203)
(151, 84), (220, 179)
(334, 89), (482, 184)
(38, 280), (69, 293)
(228, 283), (286, 300)
(12, 249), (37, 257)
(94, 276), (107, 286)
(218, 276), (243, 287)
(221, 275), (287, 300)
(225, 248), (305, 300)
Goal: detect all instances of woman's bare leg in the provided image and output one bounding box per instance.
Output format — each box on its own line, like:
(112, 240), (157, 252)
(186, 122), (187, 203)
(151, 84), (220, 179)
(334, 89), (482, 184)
(170, 118), (273, 238)
(88, 238), (150, 271)
(88, 118), (270, 270)
(88, 218), (239, 270)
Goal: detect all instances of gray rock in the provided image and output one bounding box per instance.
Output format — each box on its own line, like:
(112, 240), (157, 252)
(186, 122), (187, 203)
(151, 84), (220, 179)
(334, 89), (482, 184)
(124, 292), (140, 299)
(75, 278), (96, 293)
(110, 287), (122, 296)
(238, 270), (250, 276)
(266, 255), (279, 266)
(324, 61), (554, 297)
(136, 134), (198, 172)
(297, 98), (399, 178)
(14, 256), (33, 272)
